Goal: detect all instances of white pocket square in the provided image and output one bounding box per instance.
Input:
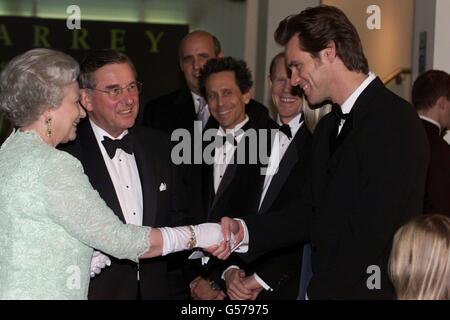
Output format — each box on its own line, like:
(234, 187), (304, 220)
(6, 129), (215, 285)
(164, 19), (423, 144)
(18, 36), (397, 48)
(159, 182), (167, 191)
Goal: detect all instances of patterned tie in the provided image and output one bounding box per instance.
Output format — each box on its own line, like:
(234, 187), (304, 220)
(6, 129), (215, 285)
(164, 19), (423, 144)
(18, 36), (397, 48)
(197, 97), (209, 129)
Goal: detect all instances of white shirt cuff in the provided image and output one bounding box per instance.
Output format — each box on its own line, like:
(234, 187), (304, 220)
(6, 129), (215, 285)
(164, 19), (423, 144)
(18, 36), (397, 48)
(232, 218), (249, 253)
(221, 265), (241, 280)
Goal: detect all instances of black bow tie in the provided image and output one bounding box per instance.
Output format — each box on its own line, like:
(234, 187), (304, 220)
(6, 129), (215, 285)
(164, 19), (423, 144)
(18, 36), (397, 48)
(279, 124), (292, 139)
(102, 134), (134, 159)
(333, 104), (349, 120)
(278, 114), (304, 140)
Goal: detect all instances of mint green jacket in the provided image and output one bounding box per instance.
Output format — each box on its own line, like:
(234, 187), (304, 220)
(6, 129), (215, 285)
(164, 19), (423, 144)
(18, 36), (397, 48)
(0, 131), (150, 299)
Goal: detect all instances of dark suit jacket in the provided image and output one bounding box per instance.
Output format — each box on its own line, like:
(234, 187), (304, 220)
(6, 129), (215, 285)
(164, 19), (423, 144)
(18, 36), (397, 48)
(59, 118), (174, 299)
(142, 88), (270, 225)
(243, 78), (430, 299)
(421, 120), (450, 217)
(203, 121), (265, 224)
(246, 122), (312, 300)
(142, 89), (269, 297)
(187, 117), (269, 285)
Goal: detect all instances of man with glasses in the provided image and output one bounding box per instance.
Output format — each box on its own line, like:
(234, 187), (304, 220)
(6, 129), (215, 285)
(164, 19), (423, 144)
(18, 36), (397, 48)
(60, 49), (178, 299)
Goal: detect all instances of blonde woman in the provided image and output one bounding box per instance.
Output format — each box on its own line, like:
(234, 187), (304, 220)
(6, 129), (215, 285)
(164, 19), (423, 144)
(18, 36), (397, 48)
(389, 214), (450, 300)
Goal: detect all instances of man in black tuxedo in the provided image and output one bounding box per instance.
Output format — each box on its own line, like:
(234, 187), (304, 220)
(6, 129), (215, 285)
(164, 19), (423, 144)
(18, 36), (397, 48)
(214, 6), (430, 300)
(142, 30), (269, 224)
(142, 30), (269, 299)
(222, 53), (312, 300)
(412, 70), (450, 217)
(187, 57), (271, 300)
(60, 50), (177, 299)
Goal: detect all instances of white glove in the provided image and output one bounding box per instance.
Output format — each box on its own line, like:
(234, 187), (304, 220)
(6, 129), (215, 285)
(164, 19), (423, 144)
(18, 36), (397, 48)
(90, 250), (111, 278)
(193, 223), (236, 249)
(159, 223), (236, 256)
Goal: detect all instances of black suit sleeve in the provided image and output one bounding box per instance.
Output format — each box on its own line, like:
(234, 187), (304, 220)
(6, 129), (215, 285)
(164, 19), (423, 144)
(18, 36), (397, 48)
(242, 173), (312, 262)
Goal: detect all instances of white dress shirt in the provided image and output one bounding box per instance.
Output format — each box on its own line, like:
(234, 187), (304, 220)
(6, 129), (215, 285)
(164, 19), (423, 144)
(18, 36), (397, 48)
(259, 113), (304, 210)
(213, 116), (249, 193)
(90, 119), (143, 227)
(338, 72), (376, 134)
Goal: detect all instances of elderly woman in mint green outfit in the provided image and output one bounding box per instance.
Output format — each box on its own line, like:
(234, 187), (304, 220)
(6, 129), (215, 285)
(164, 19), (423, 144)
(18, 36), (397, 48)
(0, 48), (227, 300)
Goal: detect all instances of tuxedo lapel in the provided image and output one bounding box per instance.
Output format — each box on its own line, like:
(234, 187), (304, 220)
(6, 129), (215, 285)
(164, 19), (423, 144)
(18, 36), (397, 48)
(203, 160), (215, 220)
(211, 161), (237, 212)
(77, 119), (126, 223)
(258, 125), (310, 214)
(327, 78), (381, 173)
(129, 129), (158, 226)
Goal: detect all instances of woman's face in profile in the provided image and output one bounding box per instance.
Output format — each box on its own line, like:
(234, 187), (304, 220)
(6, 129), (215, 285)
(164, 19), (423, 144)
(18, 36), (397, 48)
(51, 82), (86, 145)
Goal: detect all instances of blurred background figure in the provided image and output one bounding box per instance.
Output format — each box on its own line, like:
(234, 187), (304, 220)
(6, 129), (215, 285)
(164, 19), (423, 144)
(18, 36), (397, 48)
(389, 214), (450, 300)
(412, 70), (450, 217)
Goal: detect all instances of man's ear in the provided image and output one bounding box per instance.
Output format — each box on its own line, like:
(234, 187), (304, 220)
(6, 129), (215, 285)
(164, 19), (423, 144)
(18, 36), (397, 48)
(436, 96), (447, 110)
(217, 51), (224, 58)
(243, 90), (252, 105)
(268, 75), (273, 90)
(80, 89), (93, 112)
(321, 41), (337, 63)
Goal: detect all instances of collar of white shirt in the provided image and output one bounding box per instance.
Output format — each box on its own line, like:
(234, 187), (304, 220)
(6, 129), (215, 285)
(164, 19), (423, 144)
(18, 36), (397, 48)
(217, 115), (250, 144)
(419, 115), (442, 132)
(340, 72), (376, 115)
(89, 118), (129, 149)
(276, 112), (304, 138)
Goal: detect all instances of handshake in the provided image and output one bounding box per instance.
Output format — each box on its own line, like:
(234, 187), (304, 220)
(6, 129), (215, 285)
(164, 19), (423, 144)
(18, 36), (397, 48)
(159, 222), (239, 256)
(204, 218), (245, 260)
(89, 218), (244, 278)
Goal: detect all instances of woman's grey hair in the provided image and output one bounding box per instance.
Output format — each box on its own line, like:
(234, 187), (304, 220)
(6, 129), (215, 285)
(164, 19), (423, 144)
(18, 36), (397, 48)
(0, 48), (79, 127)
